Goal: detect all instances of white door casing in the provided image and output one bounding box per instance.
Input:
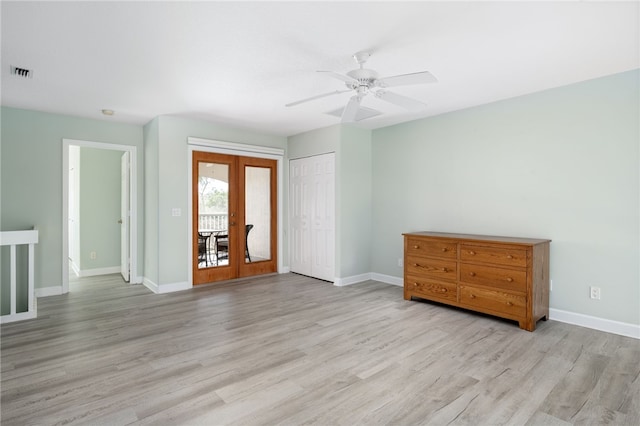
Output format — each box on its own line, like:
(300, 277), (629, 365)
(120, 151), (130, 282)
(68, 146), (80, 275)
(62, 139), (138, 294)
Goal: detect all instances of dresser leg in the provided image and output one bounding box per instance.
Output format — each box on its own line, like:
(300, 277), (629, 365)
(519, 320), (535, 332)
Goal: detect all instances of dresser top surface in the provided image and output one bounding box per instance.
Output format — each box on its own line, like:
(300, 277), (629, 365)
(403, 231), (551, 245)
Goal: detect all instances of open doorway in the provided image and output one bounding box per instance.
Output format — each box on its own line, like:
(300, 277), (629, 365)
(62, 139), (138, 294)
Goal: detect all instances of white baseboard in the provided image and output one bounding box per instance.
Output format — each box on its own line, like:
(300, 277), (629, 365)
(334, 273), (372, 287)
(0, 310), (37, 324)
(143, 278), (159, 293)
(158, 281), (191, 293)
(279, 266), (290, 274)
(143, 278), (191, 294)
(370, 273), (403, 287)
(77, 266), (120, 277)
(549, 308), (640, 339)
(35, 286), (64, 297)
(333, 273), (403, 287)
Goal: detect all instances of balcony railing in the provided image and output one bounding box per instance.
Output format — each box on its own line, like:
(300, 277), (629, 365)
(199, 213), (228, 231)
(1, 228), (39, 324)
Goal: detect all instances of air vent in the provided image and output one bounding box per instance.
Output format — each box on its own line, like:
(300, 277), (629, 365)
(11, 66), (33, 79)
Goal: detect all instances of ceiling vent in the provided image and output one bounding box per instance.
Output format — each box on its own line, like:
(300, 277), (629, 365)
(11, 66), (33, 79)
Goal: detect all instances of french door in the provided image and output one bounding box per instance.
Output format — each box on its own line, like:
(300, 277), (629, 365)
(192, 151), (277, 285)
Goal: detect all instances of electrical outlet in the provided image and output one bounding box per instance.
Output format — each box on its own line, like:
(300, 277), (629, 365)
(90, 251), (97, 260)
(397, 258), (403, 268)
(590, 286), (601, 300)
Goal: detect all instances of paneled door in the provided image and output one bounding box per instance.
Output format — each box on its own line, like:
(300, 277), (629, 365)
(192, 151), (277, 285)
(289, 153), (335, 281)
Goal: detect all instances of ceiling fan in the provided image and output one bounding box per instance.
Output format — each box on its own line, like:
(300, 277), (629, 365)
(286, 51), (437, 123)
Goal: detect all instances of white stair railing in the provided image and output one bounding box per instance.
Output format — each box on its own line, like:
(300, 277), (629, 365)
(0, 228), (39, 324)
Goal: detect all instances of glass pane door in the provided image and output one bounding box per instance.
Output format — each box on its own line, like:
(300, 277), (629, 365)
(193, 151), (238, 284)
(238, 156), (277, 278)
(197, 161), (229, 269)
(244, 166), (271, 263)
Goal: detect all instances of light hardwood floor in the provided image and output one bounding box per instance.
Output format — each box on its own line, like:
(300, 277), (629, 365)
(1, 273), (639, 425)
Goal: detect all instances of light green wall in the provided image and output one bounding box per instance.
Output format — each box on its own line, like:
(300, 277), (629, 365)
(0, 107), (144, 289)
(338, 126), (372, 278)
(79, 147), (121, 271)
(152, 115), (287, 285)
(288, 125), (340, 159)
(371, 69), (640, 325)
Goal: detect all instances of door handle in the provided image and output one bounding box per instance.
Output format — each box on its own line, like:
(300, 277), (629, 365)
(230, 222), (236, 226)
(118, 219), (123, 224)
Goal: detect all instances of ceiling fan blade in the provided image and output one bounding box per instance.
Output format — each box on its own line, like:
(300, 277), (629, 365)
(375, 90), (427, 111)
(285, 89), (351, 107)
(317, 70), (358, 84)
(341, 95), (361, 122)
(377, 71), (437, 88)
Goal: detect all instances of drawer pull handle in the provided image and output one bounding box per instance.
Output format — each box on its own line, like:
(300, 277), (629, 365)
(469, 294), (476, 299)
(441, 248), (447, 252)
(440, 288), (447, 293)
(469, 272), (476, 277)
(506, 301), (513, 306)
(506, 255), (513, 259)
(506, 277), (514, 282)
(441, 268), (448, 272)
(468, 251), (475, 255)
(413, 245), (419, 249)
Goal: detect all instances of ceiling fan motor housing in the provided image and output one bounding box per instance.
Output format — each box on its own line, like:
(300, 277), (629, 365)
(346, 68), (379, 92)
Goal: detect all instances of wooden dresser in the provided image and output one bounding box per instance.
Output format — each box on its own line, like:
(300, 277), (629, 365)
(403, 232), (551, 331)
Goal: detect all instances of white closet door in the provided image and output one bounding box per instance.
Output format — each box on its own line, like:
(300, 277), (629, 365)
(311, 154), (335, 281)
(289, 159), (312, 276)
(289, 153), (335, 281)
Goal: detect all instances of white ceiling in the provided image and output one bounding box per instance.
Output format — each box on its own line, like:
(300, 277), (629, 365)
(2, 1), (638, 137)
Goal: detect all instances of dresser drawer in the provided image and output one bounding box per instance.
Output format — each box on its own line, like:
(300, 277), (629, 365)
(406, 256), (457, 282)
(460, 244), (527, 267)
(406, 238), (457, 259)
(459, 285), (526, 318)
(406, 275), (457, 302)
(459, 264), (527, 292)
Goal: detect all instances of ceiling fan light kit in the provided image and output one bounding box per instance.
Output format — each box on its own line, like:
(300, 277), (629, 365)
(286, 51), (437, 123)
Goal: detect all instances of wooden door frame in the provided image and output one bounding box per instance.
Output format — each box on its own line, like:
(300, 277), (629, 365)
(187, 138), (285, 287)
